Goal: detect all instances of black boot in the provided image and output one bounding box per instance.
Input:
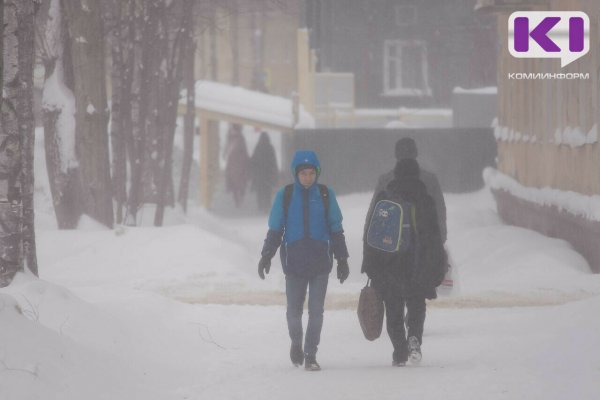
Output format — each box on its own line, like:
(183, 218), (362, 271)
(290, 344), (304, 366)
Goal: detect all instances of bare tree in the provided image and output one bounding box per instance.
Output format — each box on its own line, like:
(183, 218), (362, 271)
(125, 0), (162, 225)
(103, 0), (290, 225)
(154, 0), (194, 226)
(1, 0), (39, 287)
(177, 7), (196, 213)
(1, 1), (3, 107)
(37, 0), (84, 229)
(104, 0), (137, 224)
(62, 0), (114, 228)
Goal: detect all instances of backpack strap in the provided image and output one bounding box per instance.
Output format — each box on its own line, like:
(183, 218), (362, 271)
(282, 183), (330, 226)
(283, 184), (294, 223)
(318, 184), (330, 223)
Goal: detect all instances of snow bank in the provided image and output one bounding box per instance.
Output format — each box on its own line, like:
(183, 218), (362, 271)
(453, 86), (497, 95)
(484, 167), (600, 222)
(0, 276), (159, 400)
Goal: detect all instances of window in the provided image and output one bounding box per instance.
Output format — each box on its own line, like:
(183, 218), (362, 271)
(383, 40), (431, 97)
(395, 5), (417, 26)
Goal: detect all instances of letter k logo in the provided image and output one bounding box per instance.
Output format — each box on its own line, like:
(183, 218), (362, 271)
(508, 12), (590, 68)
(515, 17), (561, 52)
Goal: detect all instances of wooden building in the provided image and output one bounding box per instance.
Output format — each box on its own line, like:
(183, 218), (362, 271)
(478, 0), (600, 271)
(194, 1), (302, 99)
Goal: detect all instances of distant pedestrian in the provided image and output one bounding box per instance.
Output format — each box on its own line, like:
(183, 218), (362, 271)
(224, 124), (250, 208)
(257, 150), (350, 371)
(362, 137), (447, 366)
(250, 132), (279, 213)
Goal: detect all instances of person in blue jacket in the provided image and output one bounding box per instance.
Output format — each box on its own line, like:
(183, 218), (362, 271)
(258, 150), (350, 371)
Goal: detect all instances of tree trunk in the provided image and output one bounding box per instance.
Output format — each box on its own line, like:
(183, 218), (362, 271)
(107, 0), (125, 223)
(0, 0), (37, 286)
(154, 0), (193, 226)
(62, 0), (114, 228)
(127, 0), (161, 224)
(43, 96), (83, 229)
(18, 0), (38, 276)
(106, 0), (135, 224)
(122, 0), (144, 225)
(178, 17), (196, 213)
(0, 0), (3, 109)
(41, 0), (84, 229)
(1, 2), (22, 284)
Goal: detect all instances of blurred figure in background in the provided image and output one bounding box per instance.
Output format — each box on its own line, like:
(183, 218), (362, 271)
(250, 131), (279, 213)
(223, 124), (249, 208)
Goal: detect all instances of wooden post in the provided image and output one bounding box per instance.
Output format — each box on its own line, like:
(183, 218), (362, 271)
(297, 29), (315, 116)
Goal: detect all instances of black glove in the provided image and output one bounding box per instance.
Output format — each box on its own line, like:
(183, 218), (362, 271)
(337, 258), (349, 284)
(258, 257), (271, 280)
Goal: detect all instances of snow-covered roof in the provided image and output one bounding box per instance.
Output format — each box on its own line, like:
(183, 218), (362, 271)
(182, 80), (315, 131)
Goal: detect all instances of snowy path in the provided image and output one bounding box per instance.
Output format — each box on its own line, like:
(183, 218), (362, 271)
(172, 300), (600, 400)
(2, 189), (600, 399)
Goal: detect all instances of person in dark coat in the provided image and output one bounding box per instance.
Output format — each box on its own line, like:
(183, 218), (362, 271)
(224, 124), (250, 208)
(250, 132), (279, 213)
(362, 156), (447, 367)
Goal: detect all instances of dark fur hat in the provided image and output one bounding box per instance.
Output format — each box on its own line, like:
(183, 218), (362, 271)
(395, 137), (418, 160)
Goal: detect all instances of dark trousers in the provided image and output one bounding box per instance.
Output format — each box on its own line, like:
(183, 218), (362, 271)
(379, 287), (426, 362)
(285, 273), (329, 357)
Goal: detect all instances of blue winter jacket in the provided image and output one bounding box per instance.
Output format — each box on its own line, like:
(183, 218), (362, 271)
(261, 150), (349, 277)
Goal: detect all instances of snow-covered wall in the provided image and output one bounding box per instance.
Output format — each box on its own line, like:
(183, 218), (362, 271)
(484, 168), (600, 222)
(486, 167), (600, 272)
(493, 119), (598, 147)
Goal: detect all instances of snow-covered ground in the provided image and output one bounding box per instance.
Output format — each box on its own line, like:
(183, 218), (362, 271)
(2, 179), (600, 399)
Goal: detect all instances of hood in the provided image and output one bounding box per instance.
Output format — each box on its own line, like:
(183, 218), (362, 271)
(290, 150), (321, 185)
(387, 158), (425, 200)
(257, 131), (270, 146)
(393, 158), (420, 179)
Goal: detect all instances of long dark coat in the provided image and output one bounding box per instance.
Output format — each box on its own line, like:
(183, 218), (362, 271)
(250, 132), (278, 193)
(362, 158), (447, 299)
(224, 129), (250, 206)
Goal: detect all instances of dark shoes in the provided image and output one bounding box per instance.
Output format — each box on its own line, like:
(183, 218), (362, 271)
(392, 348), (408, 367)
(290, 344), (304, 366)
(290, 345), (320, 371)
(304, 354), (321, 371)
(408, 336), (422, 364)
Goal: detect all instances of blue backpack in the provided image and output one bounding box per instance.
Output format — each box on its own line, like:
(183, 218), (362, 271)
(366, 198), (416, 253)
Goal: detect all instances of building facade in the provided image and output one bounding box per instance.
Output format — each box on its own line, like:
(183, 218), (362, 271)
(305, 0), (497, 108)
